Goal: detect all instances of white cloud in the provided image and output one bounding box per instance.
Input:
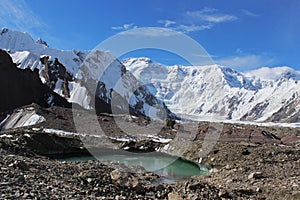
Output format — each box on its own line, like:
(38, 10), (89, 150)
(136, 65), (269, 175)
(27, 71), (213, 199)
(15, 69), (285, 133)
(119, 27), (180, 37)
(158, 20), (176, 27)
(235, 48), (243, 54)
(112, 8), (237, 35)
(113, 22), (213, 35)
(0, 0), (45, 33)
(175, 24), (213, 33)
(202, 14), (237, 23)
(186, 8), (238, 23)
(192, 53), (217, 58)
(216, 54), (277, 71)
(240, 9), (259, 17)
(112, 23), (137, 31)
(197, 7), (218, 13)
(0, 0), (60, 47)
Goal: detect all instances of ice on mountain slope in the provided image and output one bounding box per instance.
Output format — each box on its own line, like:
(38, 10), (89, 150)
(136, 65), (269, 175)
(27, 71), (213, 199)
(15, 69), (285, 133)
(0, 107), (45, 130)
(68, 82), (91, 109)
(9, 50), (40, 70)
(123, 57), (300, 122)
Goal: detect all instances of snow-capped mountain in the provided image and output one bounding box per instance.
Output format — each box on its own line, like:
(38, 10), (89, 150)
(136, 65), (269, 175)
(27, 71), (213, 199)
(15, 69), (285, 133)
(0, 28), (174, 119)
(0, 49), (70, 113)
(244, 66), (300, 81)
(0, 28), (82, 74)
(1, 28), (299, 123)
(123, 57), (300, 123)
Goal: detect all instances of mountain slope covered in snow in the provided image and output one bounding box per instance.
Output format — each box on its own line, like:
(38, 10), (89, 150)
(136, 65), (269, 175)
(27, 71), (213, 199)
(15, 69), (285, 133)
(123, 57), (300, 123)
(0, 28), (174, 119)
(1, 28), (299, 123)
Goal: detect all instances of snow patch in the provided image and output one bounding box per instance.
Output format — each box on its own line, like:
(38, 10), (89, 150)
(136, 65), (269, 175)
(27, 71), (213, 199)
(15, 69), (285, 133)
(1, 108), (45, 130)
(0, 134), (13, 138)
(0, 115), (10, 127)
(42, 128), (105, 139)
(146, 135), (172, 143)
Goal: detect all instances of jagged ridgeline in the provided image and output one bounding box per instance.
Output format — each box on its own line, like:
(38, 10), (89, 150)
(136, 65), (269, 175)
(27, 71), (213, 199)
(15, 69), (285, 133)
(0, 28), (175, 119)
(1, 28), (300, 123)
(0, 49), (70, 113)
(123, 58), (300, 123)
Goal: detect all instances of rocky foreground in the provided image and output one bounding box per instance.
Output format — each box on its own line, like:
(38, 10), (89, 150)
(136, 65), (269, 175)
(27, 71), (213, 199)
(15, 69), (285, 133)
(0, 106), (300, 199)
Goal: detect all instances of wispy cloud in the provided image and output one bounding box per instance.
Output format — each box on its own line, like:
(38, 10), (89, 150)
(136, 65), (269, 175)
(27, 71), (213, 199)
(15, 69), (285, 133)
(112, 23), (137, 31)
(160, 8), (237, 33)
(186, 8), (238, 24)
(157, 20), (176, 27)
(175, 24), (213, 33)
(0, 0), (46, 36)
(119, 27), (180, 37)
(216, 54), (277, 71)
(240, 9), (259, 17)
(112, 7), (238, 35)
(192, 53), (217, 58)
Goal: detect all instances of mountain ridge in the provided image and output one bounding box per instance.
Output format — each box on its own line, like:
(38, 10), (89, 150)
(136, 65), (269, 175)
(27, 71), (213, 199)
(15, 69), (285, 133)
(0, 28), (175, 119)
(0, 49), (70, 113)
(1, 28), (299, 122)
(123, 57), (300, 123)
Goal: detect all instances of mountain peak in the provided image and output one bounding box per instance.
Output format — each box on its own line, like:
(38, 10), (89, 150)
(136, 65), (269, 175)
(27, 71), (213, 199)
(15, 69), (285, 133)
(124, 58), (300, 122)
(0, 29), (174, 119)
(0, 28), (35, 51)
(123, 57), (153, 66)
(36, 38), (48, 47)
(244, 66), (300, 81)
(0, 28), (9, 35)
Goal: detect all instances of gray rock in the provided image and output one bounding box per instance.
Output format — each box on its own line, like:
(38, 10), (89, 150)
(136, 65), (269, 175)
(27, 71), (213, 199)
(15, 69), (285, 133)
(131, 178), (145, 194)
(16, 160), (29, 171)
(87, 178), (93, 183)
(110, 169), (128, 181)
(248, 172), (263, 179)
(168, 192), (183, 200)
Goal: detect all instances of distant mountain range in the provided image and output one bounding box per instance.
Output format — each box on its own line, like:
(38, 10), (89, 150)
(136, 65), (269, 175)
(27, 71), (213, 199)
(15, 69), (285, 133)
(0, 28), (299, 123)
(123, 57), (300, 123)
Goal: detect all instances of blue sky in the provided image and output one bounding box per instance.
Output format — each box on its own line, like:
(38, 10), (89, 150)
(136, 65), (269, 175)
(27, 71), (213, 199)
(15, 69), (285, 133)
(0, 0), (300, 71)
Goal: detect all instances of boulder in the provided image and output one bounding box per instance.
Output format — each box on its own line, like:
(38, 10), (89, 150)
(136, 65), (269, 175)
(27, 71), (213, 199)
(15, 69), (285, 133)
(248, 172), (263, 179)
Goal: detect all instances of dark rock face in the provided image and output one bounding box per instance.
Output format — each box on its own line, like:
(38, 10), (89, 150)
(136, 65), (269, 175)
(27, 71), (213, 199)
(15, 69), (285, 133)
(25, 132), (86, 156)
(267, 98), (300, 123)
(40, 56), (72, 98)
(0, 49), (70, 113)
(79, 51), (177, 119)
(241, 101), (270, 121)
